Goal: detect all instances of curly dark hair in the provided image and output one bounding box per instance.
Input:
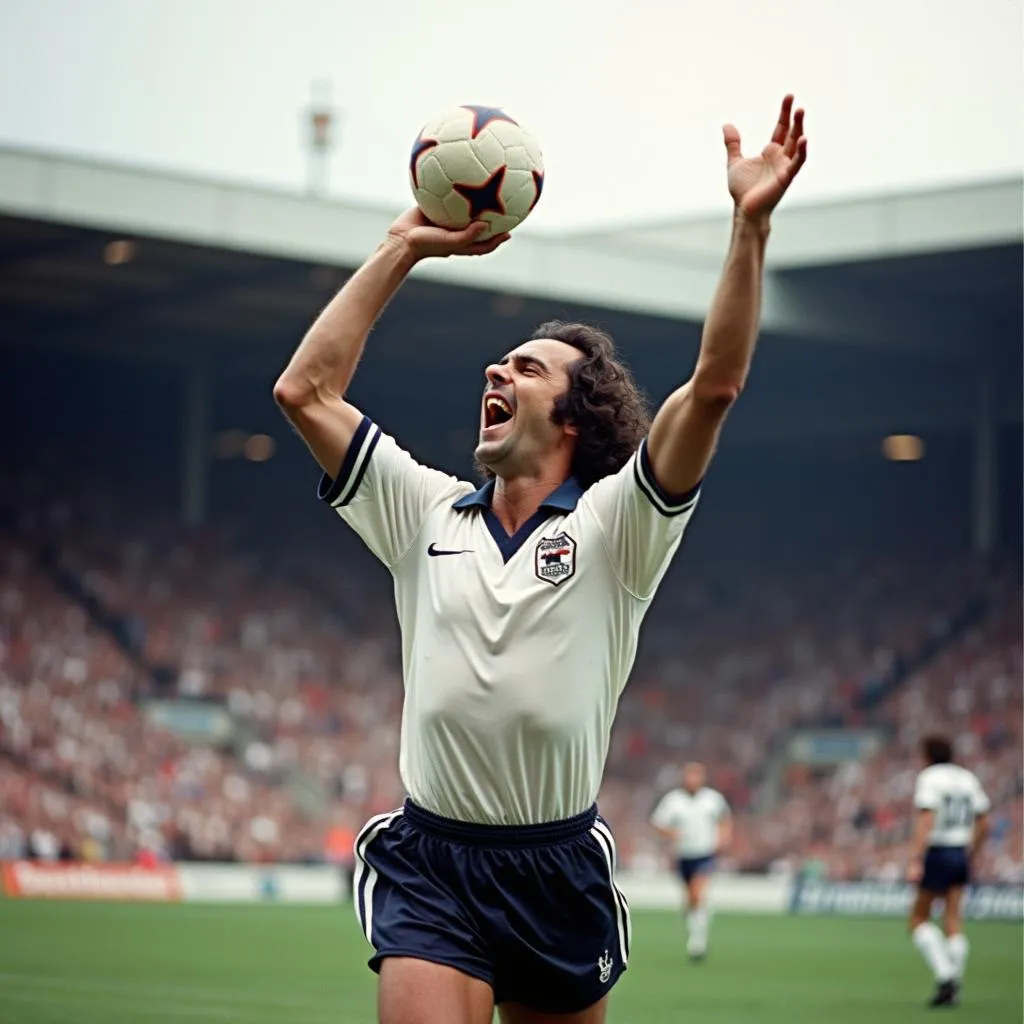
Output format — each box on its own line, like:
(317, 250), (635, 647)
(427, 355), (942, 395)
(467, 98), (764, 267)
(516, 320), (651, 488)
(921, 734), (954, 766)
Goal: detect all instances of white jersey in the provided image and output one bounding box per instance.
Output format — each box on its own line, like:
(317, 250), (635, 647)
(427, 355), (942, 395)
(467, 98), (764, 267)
(650, 787), (729, 859)
(321, 415), (700, 825)
(913, 763), (990, 848)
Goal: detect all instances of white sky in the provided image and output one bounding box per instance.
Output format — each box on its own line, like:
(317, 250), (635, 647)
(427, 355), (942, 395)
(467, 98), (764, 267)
(0, 0), (1021, 229)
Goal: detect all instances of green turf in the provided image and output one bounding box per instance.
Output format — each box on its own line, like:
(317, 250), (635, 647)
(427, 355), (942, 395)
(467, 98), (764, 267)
(0, 901), (1019, 1023)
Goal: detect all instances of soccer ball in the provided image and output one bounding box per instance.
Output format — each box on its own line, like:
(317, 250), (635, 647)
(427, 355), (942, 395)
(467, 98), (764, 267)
(409, 106), (544, 239)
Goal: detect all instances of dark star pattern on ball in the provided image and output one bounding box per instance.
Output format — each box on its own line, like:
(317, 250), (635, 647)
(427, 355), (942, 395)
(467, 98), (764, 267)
(529, 170), (544, 211)
(461, 105), (518, 138)
(453, 166), (507, 219)
(409, 133), (439, 189)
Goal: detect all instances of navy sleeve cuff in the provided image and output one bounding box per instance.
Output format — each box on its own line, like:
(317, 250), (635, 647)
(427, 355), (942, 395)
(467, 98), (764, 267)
(317, 416), (380, 508)
(633, 438), (701, 517)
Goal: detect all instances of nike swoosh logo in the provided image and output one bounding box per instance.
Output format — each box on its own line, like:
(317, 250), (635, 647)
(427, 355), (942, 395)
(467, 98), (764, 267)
(427, 543), (473, 557)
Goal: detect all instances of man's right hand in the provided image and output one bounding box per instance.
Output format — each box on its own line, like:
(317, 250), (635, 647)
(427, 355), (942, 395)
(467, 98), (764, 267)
(385, 208), (512, 262)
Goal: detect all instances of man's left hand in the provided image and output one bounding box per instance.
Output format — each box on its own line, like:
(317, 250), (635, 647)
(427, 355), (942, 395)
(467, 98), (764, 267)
(724, 94), (808, 219)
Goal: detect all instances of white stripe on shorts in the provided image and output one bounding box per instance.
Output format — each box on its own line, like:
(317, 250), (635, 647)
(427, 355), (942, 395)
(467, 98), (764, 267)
(592, 819), (632, 958)
(352, 809), (403, 945)
(590, 822), (630, 964)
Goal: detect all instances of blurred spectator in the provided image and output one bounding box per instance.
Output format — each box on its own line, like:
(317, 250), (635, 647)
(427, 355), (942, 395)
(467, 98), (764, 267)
(0, 468), (1019, 881)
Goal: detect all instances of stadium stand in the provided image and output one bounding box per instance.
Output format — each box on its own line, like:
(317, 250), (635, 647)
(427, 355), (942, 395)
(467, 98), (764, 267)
(0, 150), (1020, 892)
(2, 460), (1020, 882)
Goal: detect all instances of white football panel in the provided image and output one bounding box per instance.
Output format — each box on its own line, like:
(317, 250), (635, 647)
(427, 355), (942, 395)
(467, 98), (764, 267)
(501, 169), (535, 217)
(485, 120), (526, 149)
(414, 189), (449, 227)
(484, 213), (521, 235)
(523, 134), (544, 171)
(418, 153), (453, 198)
(501, 145), (533, 172)
(471, 130), (506, 174)
(441, 189), (472, 227)
(423, 107), (475, 143)
(436, 140), (489, 186)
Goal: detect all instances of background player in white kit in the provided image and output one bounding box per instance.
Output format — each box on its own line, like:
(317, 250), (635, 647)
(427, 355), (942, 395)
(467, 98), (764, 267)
(907, 734), (990, 1008)
(275, 97), (807, 1024)
(651, 762), (731, 961)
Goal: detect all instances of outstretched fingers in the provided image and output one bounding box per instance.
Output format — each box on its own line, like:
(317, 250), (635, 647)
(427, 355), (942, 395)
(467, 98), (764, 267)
(789, 135), (808, 176)
(783, 107), (805, 158)
(465, 231), (512, 256)
(453, 221), (490, 245)
(770, 94), (794, 147)
(723, 123), (743, 165)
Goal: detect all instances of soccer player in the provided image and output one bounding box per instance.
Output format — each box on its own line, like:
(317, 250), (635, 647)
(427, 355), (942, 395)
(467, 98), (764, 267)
(274, 96), (807, 1024)
(907, 734), (990, 1008)
(650, 762), (731, 961)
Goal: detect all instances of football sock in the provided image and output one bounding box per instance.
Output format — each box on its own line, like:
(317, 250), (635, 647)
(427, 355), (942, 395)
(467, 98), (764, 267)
(946, 932), (969, 981)
(687, 906), (709, 954)
(912, 922), (954, 982)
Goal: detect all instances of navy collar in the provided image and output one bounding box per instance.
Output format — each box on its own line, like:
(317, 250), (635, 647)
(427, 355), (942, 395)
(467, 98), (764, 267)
(452, 476), (584, 513)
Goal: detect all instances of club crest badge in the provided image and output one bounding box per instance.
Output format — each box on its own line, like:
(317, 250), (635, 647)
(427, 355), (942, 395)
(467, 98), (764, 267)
(534, 532), (577, 587)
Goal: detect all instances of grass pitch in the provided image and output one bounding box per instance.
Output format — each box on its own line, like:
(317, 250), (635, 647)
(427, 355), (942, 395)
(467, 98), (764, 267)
(0, 901), (1019, 1023)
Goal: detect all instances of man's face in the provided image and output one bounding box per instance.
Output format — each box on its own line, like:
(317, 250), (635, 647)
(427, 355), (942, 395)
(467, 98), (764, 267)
(475, 338), (580, 476)
(683, 764), (705, 793)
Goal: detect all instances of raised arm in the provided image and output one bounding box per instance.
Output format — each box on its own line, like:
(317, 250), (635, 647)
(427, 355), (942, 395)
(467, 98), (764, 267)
(273, 210), (509, 477)
(647, 95), (808, 496)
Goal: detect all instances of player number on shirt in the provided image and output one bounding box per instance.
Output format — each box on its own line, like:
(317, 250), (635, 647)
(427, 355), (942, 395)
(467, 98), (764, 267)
(938, 793), (973, 831)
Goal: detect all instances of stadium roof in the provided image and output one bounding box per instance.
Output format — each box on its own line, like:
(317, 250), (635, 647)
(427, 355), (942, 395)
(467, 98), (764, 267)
(568, 178), (1023, 269)
(1, 145), (1020, 355)
(0, 145), (1020, 447)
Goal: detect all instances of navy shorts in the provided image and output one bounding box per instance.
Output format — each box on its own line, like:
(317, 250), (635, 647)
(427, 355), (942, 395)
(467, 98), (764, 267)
(677, 854), (716, 884)
(921, 846), (970, 894)
(352, 800), (630, 1014)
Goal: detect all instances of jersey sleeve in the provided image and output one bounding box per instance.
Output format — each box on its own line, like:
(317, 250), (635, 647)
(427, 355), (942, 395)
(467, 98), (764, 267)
(317, 416), (463, 568)
(650, 792), (679, 830)
(582, 438), (701, 599)
(716, 792), (731, 819)
(971, 776), (992, 815)
(913, 771), (940, 811)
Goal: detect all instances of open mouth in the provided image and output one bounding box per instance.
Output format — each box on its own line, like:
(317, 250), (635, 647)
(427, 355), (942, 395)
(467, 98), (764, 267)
(483, 393), (514, 430)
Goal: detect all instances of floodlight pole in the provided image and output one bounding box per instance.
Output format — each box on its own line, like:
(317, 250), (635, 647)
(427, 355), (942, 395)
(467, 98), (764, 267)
(181, 362), (210, 526)
(970, 363), (996, 556)
(306, 79), (339, 197)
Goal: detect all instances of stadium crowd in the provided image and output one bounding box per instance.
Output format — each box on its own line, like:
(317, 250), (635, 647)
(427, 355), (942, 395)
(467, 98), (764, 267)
(1, 467), (1021, 883)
